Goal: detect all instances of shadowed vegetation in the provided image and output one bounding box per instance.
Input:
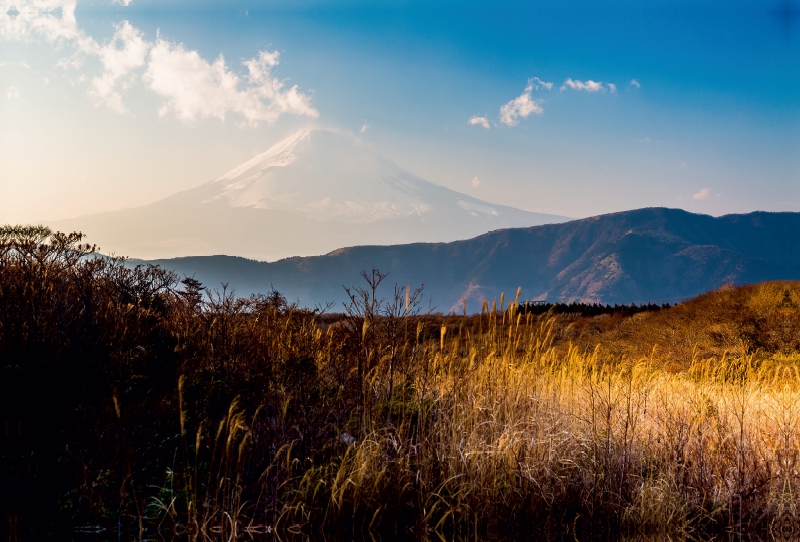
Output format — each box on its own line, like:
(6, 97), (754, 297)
(2, 225), (800, 540)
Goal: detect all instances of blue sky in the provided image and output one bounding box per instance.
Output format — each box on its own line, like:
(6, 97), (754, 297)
(1, 0), (798, 223)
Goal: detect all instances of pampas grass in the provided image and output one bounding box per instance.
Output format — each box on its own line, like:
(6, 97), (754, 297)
(2, 225), (800, 540)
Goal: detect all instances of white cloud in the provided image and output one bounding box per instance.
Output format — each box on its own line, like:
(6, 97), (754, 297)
(360, 123), (370, 133)
(3, 3), (318, 126)
(471, 176), (481, 187)
(560, 78), (604, 92)
(1, 0), (98, 54)
(693, 188), (711, 200)
(499, 80), (544, 126)
(630, 79), (641, 88)
(468, 116), (490, 129)
(143, 41), (319, 125)
(241, 50), (280, 83)
(0, 61), (30, 68)
(528, 76), (553, 91)
(89, 21), (148, 113)
(6, 86), (20, 99)
(113, 0), (133, 5)
(608, 83), (617, 93)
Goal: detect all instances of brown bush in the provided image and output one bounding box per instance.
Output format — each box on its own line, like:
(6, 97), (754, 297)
(2, 225), (799, 540)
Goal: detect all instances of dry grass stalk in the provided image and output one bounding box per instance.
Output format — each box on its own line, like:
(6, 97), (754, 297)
(2, 227), (800, 540)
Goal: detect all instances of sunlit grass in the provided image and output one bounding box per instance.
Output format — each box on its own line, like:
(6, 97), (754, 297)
(2, 225), (799, 540)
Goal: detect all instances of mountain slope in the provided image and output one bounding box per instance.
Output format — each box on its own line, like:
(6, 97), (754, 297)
(51, 130), (567, 260)
(141, 208), (800, 310)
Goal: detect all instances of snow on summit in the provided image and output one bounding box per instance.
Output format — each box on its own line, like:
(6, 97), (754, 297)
(52, 129), (569, 260)
(208, 129), (513, 223)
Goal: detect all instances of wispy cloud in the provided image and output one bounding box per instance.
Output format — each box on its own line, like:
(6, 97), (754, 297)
(560, 78), (605, 92)
(528, 77), (553, 91)
(113, 0), (133, 5)
(144, 43), (319, 125)
(468, 116), (490, 129)
(471, 176), (481, 187)
(608, 83), (617, 93)
(693, 188), (711, 200)
(630, 79), (641, 88)
(2, 2), (318, 125)
(360, 123), (370, 133)
(89, 21), (148, 113)
(6, 86), (20, 99)
(2, 1), (74, 42)
(499, 79), (545, 126)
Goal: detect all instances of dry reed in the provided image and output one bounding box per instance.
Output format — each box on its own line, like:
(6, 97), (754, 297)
(2, 225), (800, 540)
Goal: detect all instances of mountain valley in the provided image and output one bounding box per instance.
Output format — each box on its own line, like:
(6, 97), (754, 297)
(140, 207), (800, 310)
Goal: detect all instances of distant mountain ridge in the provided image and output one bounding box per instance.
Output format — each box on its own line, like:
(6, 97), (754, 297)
(140, 208), (800, 310)
(51, 129), (567, 260)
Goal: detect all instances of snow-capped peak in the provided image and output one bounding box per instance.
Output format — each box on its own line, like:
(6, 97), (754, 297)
(213, 129), (311, 183)
(51, 129), (568, 261)
(198, 128), (563, 228)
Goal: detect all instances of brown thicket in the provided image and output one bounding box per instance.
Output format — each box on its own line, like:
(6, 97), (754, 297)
(2, 225), (800, 540)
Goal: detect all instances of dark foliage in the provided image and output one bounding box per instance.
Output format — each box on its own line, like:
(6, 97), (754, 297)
(0, 226), (356, 537)
(519, 300), (669, 317)
(2, 225), (798, 541)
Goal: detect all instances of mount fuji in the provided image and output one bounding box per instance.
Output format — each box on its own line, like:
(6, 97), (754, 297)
(51, 129), (568, 260)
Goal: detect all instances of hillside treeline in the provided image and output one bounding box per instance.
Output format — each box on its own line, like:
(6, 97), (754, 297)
(519, 300), (669, 316)
(2, 225), (800, 540)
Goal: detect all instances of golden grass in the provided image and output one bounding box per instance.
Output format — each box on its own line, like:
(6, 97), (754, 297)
(2, 225), (800, 540)
(282, 296), (800, 539)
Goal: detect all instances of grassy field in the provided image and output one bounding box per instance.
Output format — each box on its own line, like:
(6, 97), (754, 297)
(2, 225), (800, 540)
